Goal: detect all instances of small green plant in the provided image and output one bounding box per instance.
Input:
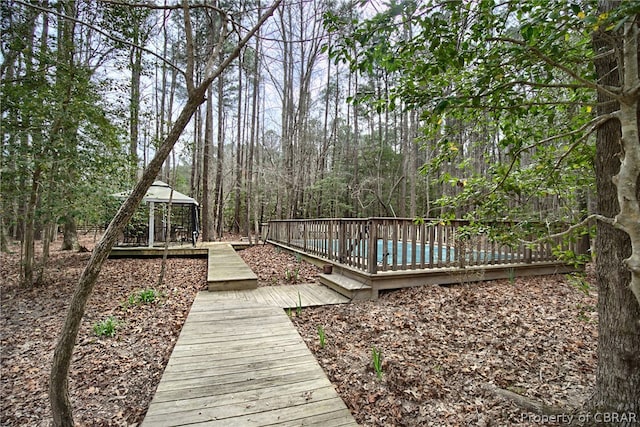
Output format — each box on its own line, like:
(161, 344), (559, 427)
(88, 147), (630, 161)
(93, 316), (119, 337)
(317, 325), (326, 348)
(124, 288), (159, 308)
(138, 288), (158, 304)
(125, 294), (137, 307)
(285, 267), (300, 283)
(295, 253), (302, 262)
(286, 307), (293, 317)
(372, 346), (383, 380)
(508, 267), (516, 284)
(566, 273), (591, 295)
(576, 303), (596, 323)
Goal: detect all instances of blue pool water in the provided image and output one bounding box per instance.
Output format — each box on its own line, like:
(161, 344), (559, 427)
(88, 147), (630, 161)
(375, 240), (455, 264)
(300, 239), (518, 264)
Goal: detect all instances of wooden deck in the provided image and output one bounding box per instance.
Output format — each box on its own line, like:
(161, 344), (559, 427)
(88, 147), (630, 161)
(109, 241), (251, 258)
(109, 242), (259, 291)
(270, 241), (582, 300)
(204, 283), (350, 308)
(142, 294), (358, 426)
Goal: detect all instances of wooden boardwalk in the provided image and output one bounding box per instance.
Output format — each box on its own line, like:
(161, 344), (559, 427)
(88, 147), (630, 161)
(207, 243), (258, 291)
(205, 283), (350, 308)
(142, 293), (358, 426)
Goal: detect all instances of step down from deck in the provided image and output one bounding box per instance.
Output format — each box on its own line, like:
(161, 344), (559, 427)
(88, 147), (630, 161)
(318, 272), (372, 301)
(207, 243), (258, 291)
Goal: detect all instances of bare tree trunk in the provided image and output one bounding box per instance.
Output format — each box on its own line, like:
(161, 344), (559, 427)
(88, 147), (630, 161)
(247, 19), (261, 243)
(61, 217), (79, 251)
(352, 72), (360, 217)
(0, 220), (8, 253)
(157, 153), (175, 287)
(201, 86), (214, 241)
(278, 4), (294, 218)
(214, 64), (225, 238)
(22, 165), (41, 286)
(317, 32), (331, 217)
(233, 48), (243, 233)
(400, 103), (409, 218)
(190, 106), (200, 198)
(129, 44), (142, 181)
(18, 4), (42, 286)
(190, 48), (205, 203)
(36, 222), (55, 285)
(159, 15), (169, 182)
(409, 110), (418, 217)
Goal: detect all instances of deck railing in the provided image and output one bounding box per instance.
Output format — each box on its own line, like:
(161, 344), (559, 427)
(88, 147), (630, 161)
(267, 218), (584, 274)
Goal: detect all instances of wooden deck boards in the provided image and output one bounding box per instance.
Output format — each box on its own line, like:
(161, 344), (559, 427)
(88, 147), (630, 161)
(207, 243), (258, 291)
(142, 295), (357, 427)
(205, 283), (350, 308)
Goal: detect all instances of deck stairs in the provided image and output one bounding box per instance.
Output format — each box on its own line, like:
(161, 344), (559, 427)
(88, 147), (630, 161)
(318, 272), (372, 301)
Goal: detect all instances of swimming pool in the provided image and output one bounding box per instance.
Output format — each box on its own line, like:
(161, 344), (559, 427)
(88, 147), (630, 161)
(297, 238), (522, 267)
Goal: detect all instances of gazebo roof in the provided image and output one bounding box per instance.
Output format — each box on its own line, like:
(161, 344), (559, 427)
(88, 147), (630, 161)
(113, 181), (199, 206)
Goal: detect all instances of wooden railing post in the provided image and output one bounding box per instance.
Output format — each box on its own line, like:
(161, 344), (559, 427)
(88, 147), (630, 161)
(338, 220), (346, 263)
(367, 219), (378, 274)
(326, 220), (332, 260)
(303, 221), (307, 252)
(454, 221), (466, 268)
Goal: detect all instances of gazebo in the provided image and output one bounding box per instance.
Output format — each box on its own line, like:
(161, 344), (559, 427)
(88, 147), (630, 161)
(113, 181), (200, 247)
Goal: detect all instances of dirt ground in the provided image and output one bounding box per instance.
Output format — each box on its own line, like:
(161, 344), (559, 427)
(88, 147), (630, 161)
(1, 236), (597, 426)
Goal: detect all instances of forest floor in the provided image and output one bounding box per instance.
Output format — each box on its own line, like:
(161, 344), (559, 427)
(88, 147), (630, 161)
(1, 236), (597, 426)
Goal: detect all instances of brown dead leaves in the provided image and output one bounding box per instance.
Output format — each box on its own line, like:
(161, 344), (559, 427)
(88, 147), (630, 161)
(1, 237), (206, 426)
(292, 272), (598, 426)
(238, 244), (322, 287)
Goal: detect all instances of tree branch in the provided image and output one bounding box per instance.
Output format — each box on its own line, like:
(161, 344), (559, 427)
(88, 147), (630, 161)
(552, 112), (619, 170)
(517, 213), (616, 245)
(182, 0), (196, 94)
(201, 0), (283, 84)
(14, 0), (185, 77)
(489, 36), (623, 101)
(483, 383), (567, 416)
(98, 0), (227, 15)
(486, 111), (618, 199)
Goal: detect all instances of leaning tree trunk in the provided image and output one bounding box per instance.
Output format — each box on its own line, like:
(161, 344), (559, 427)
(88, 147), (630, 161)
(48, 3), (281, 423)
(49, 85), (210, 427)
(591, 2), (640, 420)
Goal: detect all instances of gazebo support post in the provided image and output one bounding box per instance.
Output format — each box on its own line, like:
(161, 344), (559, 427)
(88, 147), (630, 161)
(148, 201), (155, 247)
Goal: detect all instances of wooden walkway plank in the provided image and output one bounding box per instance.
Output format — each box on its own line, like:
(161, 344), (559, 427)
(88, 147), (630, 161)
(149, 368), (328, 405)
(142, 295), (358, 427)
(204, 283), (351, 308)
(164, 348), (311, 372)
(144, 377), (336, 416)
(207, 243), (258, 291)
